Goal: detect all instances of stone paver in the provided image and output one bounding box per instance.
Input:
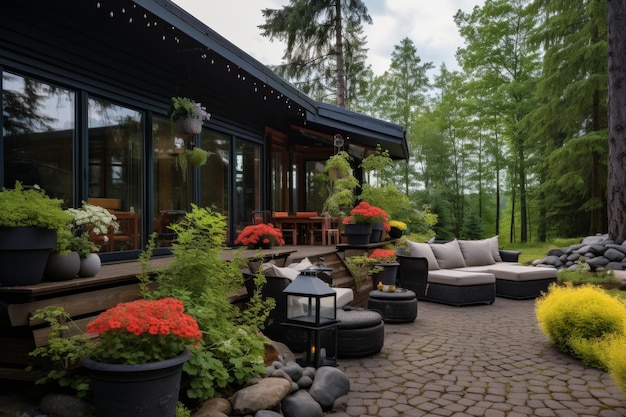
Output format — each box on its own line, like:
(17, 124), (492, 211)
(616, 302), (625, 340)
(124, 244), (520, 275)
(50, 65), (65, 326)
(327, 297), (626, 417)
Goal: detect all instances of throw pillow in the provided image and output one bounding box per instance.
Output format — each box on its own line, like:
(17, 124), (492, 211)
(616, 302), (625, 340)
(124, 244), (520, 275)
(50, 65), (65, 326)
(488, 235), (502, 262)
(429, 239), (466, 269)
(287, 257), (313, 271)
(268, 265), (300, 280)
(458, 239), (496, 266)
(407, 240), (440, 270)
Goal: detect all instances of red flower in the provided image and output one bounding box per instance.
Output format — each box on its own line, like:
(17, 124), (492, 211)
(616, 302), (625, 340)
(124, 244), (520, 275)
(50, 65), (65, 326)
(86, 297), (202, 364)
(369, 248), (397, 263)
(343, 202), (390, 231)
(234, 223), (285, 248)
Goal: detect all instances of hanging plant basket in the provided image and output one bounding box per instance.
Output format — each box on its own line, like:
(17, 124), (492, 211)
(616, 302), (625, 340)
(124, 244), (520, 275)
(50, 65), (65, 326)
(175, 116), (203, 135)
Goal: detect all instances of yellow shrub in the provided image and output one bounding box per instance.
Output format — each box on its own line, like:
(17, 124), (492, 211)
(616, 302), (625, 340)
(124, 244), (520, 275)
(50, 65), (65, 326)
(607, 328), (626, 392)
(535, 283), (626, 359)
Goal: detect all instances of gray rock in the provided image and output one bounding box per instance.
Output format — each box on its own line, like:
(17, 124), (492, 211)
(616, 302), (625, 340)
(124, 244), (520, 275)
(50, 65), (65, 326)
(582, 234), (608, 244)
(272, 368), (294, 384)
(589, 244), (607, 255)
(605, 248), (625, 262)
(230, 377), (292, 415)
(547, 248), (564, 256)
(282, 390), (323, 417)
(540, 255), (563, 267)
(39, 394), (92, 417)
(606, 244), (626, 255)
(308, 366), (350, 410)
(587, 256), (609, 270)
(255, 411), (283, 417)
(606, 262), (625, 271)
(296, 375), (313, 389)
(576, 245), (591, 254)
(281, 362), (303, 382)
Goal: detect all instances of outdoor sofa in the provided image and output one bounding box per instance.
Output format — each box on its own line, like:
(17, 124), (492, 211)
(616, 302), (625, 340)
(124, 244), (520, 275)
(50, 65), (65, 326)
(397, 237), (557, 306)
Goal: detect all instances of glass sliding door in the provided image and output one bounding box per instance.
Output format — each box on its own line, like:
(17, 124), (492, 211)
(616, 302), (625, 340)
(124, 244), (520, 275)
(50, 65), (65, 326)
(87, 97), (143, 252)
(234, 139), (261, 235)
(2, 71), (75, 204)
(199, 130), (230, 214)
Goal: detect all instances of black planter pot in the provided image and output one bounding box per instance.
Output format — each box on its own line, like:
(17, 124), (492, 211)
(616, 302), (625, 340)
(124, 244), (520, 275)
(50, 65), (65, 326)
(0, 226), (57, 286)
(82, 349), (191, 417)
(344, 223), (373, 245)
(370, 223), (385, 243)
(388, 227), (403, 239)
(371, 262), (400, 289)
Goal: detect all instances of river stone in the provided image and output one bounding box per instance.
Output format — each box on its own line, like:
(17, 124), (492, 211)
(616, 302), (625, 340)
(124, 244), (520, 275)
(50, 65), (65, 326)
(281, 390), (323, 417)
(272, 368), (294, 384)
(39, 394), (91, 417)
(255, 411), (283, 417)
(281, 362), (303, 382)
(587, 256), (609, 270)
(606, 262), (625, 271)
(192, 397), (232, 417)
(230, 377), (291, 415)
(604, 248), (625, 262)
(308, 366), (350, 410)
(297, 375), (313, 389)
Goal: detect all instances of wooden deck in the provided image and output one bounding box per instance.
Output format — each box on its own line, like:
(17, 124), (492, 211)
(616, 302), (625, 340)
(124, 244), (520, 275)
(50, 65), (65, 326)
(0, 244), (380, 381)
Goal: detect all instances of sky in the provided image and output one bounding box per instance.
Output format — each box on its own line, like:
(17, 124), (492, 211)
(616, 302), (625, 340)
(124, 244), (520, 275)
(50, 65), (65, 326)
(171, 0), (485, 77)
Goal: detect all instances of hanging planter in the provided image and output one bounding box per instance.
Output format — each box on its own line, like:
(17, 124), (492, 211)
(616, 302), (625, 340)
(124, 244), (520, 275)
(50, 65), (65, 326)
(168, 97), (210, 136)
(177, 146), (209, 181)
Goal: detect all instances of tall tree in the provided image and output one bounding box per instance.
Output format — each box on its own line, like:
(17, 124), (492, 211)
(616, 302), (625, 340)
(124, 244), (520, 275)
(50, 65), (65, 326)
(527, 0), (608, 237)
(607, 0), (626, 242)
(455, 0), (540, 242)
(259, 0), (372, 108)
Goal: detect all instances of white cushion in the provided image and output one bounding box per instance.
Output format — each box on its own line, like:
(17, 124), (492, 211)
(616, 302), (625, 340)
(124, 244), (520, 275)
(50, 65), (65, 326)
(429, 240), (466, 269)
(268, 265), (300, 280)
(458, 239), (496, 266)
(407, 240), (440, 270)
(287, 257), (313, 271)
(333, 287), (354, 308)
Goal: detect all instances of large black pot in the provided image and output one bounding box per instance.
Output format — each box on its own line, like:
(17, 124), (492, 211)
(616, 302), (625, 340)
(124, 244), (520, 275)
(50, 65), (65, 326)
(82, 349), (191, 417)
(344, 223), (373, 245)
(0, 226), (56, 286)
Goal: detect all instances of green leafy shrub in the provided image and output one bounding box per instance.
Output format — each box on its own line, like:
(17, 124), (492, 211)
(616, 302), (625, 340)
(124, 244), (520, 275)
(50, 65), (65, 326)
(557, 266), (621, 289)
(0, 181), (72, 230)
(536, 283), (626, 362)
(141, 205), (274, 402)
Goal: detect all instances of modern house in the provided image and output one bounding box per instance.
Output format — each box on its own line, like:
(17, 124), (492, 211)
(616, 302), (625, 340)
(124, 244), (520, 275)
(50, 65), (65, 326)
(1, 0), (407, 261)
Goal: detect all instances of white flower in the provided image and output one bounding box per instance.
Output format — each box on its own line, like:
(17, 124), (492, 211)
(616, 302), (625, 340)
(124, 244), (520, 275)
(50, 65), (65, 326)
(68, 203), (120, 237)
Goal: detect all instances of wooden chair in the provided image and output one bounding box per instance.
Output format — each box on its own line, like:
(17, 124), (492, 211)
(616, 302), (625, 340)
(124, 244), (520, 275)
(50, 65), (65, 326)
(273, 211), (297, 245)
(154, 210), (187, 247)
(323, 214), (340, 245)
(296, 211), (318, 244)
(251, 210), (272, 225)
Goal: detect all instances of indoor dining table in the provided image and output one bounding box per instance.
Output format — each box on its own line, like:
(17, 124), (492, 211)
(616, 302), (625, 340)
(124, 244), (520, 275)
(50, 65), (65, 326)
(273, 215), (327, 245)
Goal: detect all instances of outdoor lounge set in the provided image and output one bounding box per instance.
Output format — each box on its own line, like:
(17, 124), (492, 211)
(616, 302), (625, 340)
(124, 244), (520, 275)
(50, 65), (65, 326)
(397, 237), (558, 306)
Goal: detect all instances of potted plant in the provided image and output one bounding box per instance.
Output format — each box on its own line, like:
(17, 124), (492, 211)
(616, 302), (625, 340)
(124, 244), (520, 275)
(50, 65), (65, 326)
(368, 248), (400, 290)
(388, 220), (407, 239)
(168, 96), (210, 135)
(0, 182), (74, 286)
(319, 151), (359, 218)
(234, 223), (285, 249)
(82, 297), (202, 417)
(67, 202), (119, 277)
(342, 201), (390, 244)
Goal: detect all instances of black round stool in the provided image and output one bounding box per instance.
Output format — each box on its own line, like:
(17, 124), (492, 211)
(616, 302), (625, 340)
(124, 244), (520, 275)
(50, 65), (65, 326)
(336, 308), (384, 358)
(367, 289), (417, 323)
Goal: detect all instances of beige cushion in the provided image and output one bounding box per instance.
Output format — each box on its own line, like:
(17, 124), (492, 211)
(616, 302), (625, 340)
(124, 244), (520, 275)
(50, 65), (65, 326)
(428, 269), (495, 286)
(488, 235), (502, 262)
(483, 264), (557, 281)
(407, 240), (440, 270)
(458, 239), (496, 266)
(429, 240), (466, 269)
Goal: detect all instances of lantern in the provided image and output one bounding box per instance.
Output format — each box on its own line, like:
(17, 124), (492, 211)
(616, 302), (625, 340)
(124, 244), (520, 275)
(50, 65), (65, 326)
(282, 273), (338, 367)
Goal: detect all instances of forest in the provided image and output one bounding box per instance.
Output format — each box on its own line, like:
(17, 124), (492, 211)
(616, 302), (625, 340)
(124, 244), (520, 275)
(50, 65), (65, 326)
(260, 0), (617, 244)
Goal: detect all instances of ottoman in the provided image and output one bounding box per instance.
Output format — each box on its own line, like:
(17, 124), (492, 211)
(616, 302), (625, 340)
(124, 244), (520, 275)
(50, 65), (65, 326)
(368, 289), (418, 323)
(336, 308), (384, 358)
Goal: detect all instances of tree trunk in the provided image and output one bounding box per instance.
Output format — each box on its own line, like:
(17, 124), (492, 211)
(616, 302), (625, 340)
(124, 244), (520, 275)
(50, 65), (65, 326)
(607, 0), (626, 242)
(335, 0), (346, 108)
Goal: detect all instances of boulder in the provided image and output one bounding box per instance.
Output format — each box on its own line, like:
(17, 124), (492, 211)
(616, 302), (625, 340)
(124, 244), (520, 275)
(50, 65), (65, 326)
(230, 377), (292, 415)
(308, 366), (350, 410)
(192, 397), (232, 417)
(281, 390), (323, 417)
(604, 248), (625, 262)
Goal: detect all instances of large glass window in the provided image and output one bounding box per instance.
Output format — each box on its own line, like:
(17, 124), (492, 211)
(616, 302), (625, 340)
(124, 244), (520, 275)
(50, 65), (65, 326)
(2, 72), (75, 204)
(88, 98), (143, 252)
(199, 130), (230, 214)
(234, 139), (261, 234)
(306, 160), (327, 212)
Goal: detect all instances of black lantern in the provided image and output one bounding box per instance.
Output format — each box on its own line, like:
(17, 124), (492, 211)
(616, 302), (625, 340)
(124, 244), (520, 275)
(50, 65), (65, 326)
(282, 273), (338, 367)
